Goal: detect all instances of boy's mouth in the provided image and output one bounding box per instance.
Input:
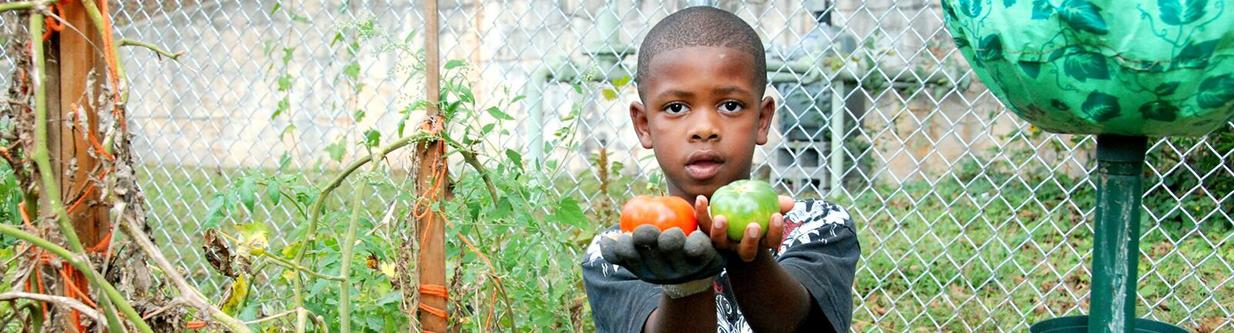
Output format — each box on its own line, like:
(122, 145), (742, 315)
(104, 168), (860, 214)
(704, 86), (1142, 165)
(684, 151), (725, 180)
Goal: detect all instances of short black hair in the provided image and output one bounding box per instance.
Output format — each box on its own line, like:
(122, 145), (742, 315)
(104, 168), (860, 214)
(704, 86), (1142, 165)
(635, 6), (767, 96)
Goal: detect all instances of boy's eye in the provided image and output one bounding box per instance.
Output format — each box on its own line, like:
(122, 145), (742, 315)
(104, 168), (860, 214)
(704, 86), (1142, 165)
(719, 101), (744, 113)
(663, 103), (689, 115)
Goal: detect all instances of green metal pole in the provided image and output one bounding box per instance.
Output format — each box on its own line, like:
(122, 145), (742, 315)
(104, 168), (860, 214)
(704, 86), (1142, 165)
(1089, 135), (1147, 333)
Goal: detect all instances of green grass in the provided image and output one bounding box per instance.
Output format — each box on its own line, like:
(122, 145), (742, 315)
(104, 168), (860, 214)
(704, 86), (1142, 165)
(838, 171), (1233, 332)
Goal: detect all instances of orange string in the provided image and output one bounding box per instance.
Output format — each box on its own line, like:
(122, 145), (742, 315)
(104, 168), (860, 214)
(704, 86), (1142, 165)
(41, 2), (64, 41)
(418, 284), (449, 319)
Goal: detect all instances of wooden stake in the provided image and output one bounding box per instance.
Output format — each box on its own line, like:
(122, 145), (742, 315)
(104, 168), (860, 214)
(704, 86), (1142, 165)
(415, 0), (448, 331)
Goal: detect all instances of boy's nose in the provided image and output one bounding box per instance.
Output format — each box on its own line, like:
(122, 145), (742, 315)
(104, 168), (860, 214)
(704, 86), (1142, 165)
(689, 110), (721, 142)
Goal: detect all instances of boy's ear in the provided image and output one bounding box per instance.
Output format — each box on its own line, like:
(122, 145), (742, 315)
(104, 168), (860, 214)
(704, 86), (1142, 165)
(630, 101), (654, 149)
(755, 96), (775, 145)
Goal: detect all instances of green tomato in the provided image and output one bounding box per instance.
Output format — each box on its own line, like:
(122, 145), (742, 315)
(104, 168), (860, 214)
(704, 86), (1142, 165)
(709, 180), (780, 241)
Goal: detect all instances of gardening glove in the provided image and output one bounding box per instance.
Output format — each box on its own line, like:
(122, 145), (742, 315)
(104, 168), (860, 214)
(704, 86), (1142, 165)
(598, 224), (725, 298)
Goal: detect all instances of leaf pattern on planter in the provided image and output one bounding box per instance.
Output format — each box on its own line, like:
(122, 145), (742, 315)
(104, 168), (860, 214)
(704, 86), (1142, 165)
(1020, 62), (1042, 78)
(960, 0), (985, 17)
(1032, 0), (1054, 19)
(1197, 74), (1234, 109)
(977, 34), (1004, 61)
(1064, 52), (1110, 81)
(1139, 100), (1180, 121)
(1175, 38), (1218, 69)
(1159, 0), (1207, 25)
(1154, 82), (1180, 96)
(1082, 91), (1121, 122)
(1058, 0), (1109, 34)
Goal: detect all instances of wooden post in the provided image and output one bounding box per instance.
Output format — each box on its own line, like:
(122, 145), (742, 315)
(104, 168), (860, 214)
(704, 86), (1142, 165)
(44, 0), (110, 263)
(415, 0), (448, 332)
(38, 0), (111, 329)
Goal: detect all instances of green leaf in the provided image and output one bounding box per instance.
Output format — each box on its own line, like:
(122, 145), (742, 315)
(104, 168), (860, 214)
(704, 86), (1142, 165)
(550, 198), (587, 228)
(611, 76), (632, 88)
(204, 195), (227, 229)
(1058, 0), (1109, 34)
(331, 31), (345, 47)
(277, 74), (293, 91)
(282, 47), (295, 64)
(1159, 0), (1207, 25)
(1063, 52), (1109, 82)
(343, 62), (361, 80)
(270, 2), (282, 14)
(363, 129), (381, 148)
(976, 34), (1003, 61)
(1139, 100), (1179, 121)
(278, 152), (293, 170)
(354, 109), (366, 122)
(1196, 74), (1234, 108)
(1032, 0), (1054, 19)
(326, 139), (347, 162)
(444, 59), (466, 70)
(238, 177), (257, 212)
(505, 149), (523, 166)
(601, 88), (619, 101)
(1081, 91), (1121, 122)
(959, 0), (983, 17)
(480, 123), (496, 135)
(280, 124), (296, 140)
(486, 106), (514, 121)
(1019, 62), (1042, 78)
(272, 97), (290, 119)
(1154, 82), (1180, 96)
(1175, 39), (1218, 69)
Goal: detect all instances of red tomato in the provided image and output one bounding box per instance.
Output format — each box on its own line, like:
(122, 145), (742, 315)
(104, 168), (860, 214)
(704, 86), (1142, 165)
(619, 196), (697, 234)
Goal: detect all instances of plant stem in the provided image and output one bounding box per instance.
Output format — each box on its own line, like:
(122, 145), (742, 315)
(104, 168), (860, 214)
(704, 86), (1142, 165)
(260, 252), (341, 281)
(0, 291), (102, 323)
(338, 168), (366, 333)
(0, 224), (152, 333)
(119, 39), (184, 60)
(30, 12), (134, 333)
(0, 1), (51, 12)
(291, 131), (432, 332)
(443, 136), (498, 205)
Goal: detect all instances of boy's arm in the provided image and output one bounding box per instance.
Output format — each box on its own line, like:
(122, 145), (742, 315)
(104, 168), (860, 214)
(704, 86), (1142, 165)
(642, 289), (717, 333)
(724, 250), (818, 332)
(700, 198), (860, 332)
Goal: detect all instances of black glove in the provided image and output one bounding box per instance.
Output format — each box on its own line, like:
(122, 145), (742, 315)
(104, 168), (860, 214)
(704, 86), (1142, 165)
(599, 224), (725, 290)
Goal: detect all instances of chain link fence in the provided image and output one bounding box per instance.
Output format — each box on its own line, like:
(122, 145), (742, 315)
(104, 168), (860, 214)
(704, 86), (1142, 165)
(3, 0), (1231, 331)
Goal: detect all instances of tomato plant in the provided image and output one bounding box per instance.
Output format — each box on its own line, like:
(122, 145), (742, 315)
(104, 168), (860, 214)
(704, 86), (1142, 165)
(620, 196), (697, 234)
(709, 180), (779, 241)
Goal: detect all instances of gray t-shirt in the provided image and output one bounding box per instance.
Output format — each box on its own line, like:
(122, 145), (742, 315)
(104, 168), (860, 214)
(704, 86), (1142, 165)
(581, 200), (860, 333)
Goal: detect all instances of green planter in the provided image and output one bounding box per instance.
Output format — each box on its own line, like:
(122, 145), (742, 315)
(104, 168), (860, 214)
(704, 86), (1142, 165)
(942, 1), (1233, 332)
(942, 0), (1234, 136)
(1031, 316), (1188, 333)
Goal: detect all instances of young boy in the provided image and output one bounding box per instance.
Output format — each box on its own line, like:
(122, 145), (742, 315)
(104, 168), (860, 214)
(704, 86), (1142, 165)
(581, 6), (860, 333)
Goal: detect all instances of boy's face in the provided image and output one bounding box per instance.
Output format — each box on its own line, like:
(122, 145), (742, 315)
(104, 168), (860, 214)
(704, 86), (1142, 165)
(631, 46), (774, 200)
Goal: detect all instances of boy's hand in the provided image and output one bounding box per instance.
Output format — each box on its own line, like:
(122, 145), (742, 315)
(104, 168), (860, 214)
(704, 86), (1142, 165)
(695, 195), (795, 262)
(598, 224), (726, 285)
